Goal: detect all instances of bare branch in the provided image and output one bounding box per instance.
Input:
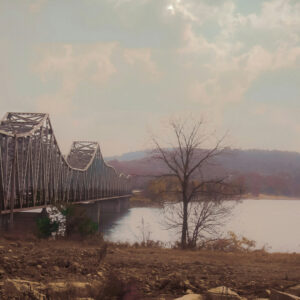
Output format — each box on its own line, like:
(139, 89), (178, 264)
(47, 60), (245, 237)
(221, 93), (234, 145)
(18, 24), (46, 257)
(150, 117), (240, 248)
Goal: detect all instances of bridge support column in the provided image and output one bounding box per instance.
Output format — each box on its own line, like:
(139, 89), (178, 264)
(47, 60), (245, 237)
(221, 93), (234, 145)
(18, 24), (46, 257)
(0, 213), (10, 232)
(0, 212), (40, 234)
(99, 197), (129, 214)
(120, 197), (130, 210)
(115, 199), (121, 213)
(76, 196), (131, 232)
(82, 203), (101, 225)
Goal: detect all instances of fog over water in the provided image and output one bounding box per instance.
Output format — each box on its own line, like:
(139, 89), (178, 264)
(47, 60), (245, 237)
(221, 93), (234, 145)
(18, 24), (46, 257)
(103, 199), (300, 253)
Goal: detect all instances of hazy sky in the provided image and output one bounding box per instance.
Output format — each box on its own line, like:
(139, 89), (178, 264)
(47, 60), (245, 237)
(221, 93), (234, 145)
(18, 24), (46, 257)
(1, 0), (300, 156)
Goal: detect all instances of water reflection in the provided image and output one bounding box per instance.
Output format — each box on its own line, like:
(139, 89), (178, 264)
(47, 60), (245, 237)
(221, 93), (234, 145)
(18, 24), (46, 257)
(102, 199), (300, 253)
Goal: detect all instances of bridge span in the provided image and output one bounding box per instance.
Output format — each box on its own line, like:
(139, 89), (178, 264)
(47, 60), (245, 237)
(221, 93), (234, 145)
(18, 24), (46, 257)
(0, 112), (132, 229)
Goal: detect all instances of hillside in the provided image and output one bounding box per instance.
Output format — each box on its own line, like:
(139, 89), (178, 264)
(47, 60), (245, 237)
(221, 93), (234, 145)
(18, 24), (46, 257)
(107, 149), (300, 197)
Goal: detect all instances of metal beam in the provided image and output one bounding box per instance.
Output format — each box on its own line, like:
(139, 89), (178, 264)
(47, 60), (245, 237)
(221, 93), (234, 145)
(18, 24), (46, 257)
(0, 112), (132, 213)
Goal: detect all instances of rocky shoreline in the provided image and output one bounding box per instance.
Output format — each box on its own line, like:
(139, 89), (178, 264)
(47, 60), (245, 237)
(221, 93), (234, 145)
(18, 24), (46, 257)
(0, 237), (300, 299)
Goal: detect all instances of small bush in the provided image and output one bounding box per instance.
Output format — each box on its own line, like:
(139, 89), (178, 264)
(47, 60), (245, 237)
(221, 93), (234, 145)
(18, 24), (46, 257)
(58, 204), (98, 238)
(36, 216), (59, 238)
(78, 218), (98, 236)
(199, 231), (256, 252)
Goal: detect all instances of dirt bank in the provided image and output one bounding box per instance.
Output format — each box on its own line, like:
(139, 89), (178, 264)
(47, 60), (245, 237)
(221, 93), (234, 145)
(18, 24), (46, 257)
(0, 237), (300, 299)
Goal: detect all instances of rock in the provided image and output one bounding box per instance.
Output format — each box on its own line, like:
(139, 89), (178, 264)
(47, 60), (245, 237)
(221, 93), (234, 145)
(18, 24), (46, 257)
(72, 261), (82, 271)
(3, 279), (46, 299)
(71, 282), (91, 289)
(184, 280), (192, 287)
(48, 281), (67, 293)
(287, 285), (300, 297)
(270, 289), (300, 300)
(207, 286), (241, 300)
(256, 289), (271, 298)
(28, 259), (37, 266)
(97, 271), (104, 277)
(159, 278), (171, 289)
(48, 281), (92, 296)
(174, 294), (204, 300)
(53, 265), (60, 272)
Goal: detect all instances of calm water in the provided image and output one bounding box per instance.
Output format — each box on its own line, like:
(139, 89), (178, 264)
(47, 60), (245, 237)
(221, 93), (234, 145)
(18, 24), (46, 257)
(103, 199), (300, 253)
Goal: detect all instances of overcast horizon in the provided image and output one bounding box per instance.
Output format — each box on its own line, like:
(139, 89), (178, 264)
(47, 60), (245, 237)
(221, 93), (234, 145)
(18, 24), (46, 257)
(1, 0), (300, 156)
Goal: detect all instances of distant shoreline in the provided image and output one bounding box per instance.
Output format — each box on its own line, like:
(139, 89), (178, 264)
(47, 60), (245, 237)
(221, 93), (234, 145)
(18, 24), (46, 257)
(243, 193), (300, 200)
(130, 193), (300, 208)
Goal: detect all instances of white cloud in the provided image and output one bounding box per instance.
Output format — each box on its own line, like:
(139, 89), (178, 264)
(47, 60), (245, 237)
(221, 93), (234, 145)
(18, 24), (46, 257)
(36, 43), (117, 92)
(249, 0), (300, 30)
(123, 48), (160, 78)
(33, 43), (118, 152)
(3, 0), (300, 154)
(172, 0), (300, 109)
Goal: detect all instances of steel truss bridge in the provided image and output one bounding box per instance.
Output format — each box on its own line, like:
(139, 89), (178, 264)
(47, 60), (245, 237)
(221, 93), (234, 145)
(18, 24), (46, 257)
(0, 113), (131, 214)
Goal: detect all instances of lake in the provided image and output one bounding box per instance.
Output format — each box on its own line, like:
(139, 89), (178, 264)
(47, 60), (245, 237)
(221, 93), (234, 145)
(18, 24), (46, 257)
(103, 199), (300, 253)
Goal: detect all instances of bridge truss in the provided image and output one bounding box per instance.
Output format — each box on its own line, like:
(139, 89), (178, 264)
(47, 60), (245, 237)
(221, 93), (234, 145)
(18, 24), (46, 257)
(0, 113), (131, 213)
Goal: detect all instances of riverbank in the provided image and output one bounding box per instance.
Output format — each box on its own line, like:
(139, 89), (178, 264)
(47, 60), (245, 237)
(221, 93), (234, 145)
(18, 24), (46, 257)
(243, 193), (300, 200)
(130, 192), (163, 208)
(130, 193), (300, 208)
(0, 237), (300, 299)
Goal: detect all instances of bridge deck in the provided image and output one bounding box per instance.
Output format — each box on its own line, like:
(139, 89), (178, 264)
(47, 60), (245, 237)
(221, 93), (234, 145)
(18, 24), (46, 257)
(0, 194), (132, 215)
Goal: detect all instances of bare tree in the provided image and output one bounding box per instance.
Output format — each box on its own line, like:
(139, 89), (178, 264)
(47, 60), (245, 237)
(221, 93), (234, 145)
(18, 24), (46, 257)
(152, 118), (241, 248)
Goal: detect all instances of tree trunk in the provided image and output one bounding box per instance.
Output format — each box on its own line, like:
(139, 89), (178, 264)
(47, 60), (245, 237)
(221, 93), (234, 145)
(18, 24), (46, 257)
(181, 199), (188, 248)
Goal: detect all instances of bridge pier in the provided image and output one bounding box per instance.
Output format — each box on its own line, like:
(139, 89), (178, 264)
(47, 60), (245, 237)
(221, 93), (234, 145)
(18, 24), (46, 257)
(99, 197), (130, 214)
(0, 214), (10, 231)
(82, 203), (101, 225)
(0, 211), (40, 235)
(99, 199), (120, 214)
(0, 196), (131, 235)
(79, 196), (130, 228)
(120, 197), (130, 211)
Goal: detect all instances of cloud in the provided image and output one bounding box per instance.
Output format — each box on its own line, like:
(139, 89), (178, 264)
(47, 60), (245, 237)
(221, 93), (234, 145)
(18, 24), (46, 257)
(35, 43), (117, 91)
(172, 0), (300, 109)
(249, 0), (300, 30)
(188, 43), (300, 108)
(33, 42), (118, 151)
(3, 0), (300, 154)
(111, 0), (151, 7)
(123, 48), (160, 78)
(29, 0), (47, 13)
(234, 102), (300, 151)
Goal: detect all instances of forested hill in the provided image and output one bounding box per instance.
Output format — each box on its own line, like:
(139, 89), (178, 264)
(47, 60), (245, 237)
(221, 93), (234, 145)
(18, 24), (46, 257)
(107, 149), (300, 197)
(219, 149), (300, 175)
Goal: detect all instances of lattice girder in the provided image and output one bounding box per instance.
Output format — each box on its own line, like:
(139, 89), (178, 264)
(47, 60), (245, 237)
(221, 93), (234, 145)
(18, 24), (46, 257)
(0, 112), (131, 212)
